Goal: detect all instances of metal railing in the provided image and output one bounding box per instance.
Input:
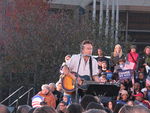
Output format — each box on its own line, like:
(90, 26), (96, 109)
(9, 87), (34, 107)
(0, 86), (24, 104)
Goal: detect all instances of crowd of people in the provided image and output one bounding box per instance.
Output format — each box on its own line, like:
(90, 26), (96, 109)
(1, 40), (150, 113)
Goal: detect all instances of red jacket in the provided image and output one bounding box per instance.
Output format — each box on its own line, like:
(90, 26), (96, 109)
(127, 52), (139, 70)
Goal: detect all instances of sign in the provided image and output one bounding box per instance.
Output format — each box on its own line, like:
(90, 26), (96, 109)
(106, 72), (113, 80)
(123, 61), (135, 70)
(118, 69), (132, 80)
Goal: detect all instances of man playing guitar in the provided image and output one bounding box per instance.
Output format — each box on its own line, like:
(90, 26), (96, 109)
(61, 40), (100, 100)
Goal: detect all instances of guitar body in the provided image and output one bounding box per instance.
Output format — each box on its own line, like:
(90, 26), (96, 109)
(61, 75), (75, 93)
(61, 75), (91, 93)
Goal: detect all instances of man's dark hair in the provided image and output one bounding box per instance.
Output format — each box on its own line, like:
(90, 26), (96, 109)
(80, 40), (93, 51)
(86, 102), (104, 110)
(113, 103), (124, 113)
(16, 105), (32, 113)
(66, 103), (83, 113)
(80, 95), (99, 110)
(59, 101), (67, 106)
(33, 106), (56, 113)
(83, 109), (107, 113)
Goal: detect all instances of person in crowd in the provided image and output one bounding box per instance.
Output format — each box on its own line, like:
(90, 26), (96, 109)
(56, 82), (64, 93)
(118, 105), (133, 113)
(121, 79), (132, 94)
(145, 78), (150, 101)
(141, 87), (148, 99)
(118, 82), (131, 99)
(106, 101), (116, 113)
(119, 83), (126, 92)
(60, 54), (71, 74)
(110, 44), (125, 72)
(96, 48), (109, 68)
(56, 82), (64, 104)
(139, 46), (150, 77)
(139, 77), (150, 100)
(61, 54), (71, 67)
(134, 92), (150, 109)
(99, 61), (113, 81)
(80, 95), (99, 110)
(119, 105), (150, 113)
(99, 74), (107, 83)
(33, 106), (57, 113)
(56, 101), (67, 113)
(65, 54), (71, 61)
(0, 104), (10, 113)
(113, 103), (124, 113)
(130, 82), (141, 99)
(97, 59), (103, 75)
(86, 102), (104, 111)
(131, 82), (141, 94)
(135, 72), (146, 89)
(49, 83), (63, 107)
(114, 58), (126, 73)
(32, 84), (56, 108)
(117, 90), (129, 105)
(65, 103), (83, 113)
(101, 61), (109, 73)
(16, 105), (32, 113)
(49, 83), (56, 93)
(127, 45), (139, 71)
(62, 95), (71, 106)
(126, 100), (134, 106)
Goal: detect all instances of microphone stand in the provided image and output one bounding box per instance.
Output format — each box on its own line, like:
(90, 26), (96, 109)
(75, 54), (82, 103)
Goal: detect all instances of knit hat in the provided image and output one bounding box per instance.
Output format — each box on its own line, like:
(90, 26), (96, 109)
(130, 45), (136, 49)
(120, 90), (128, 96)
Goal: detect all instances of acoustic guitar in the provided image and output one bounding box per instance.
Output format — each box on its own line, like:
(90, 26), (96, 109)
(61, 74), (76, 93)
(61, 74), (97, 93)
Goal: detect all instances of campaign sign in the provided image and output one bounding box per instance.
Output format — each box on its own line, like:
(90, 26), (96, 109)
(118, 69), (132, 80)
(123, 61), (135, 70)
(106, 72), (113, 80)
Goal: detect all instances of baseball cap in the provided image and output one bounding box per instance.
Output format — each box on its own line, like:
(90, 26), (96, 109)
(133, 92), (144, 98)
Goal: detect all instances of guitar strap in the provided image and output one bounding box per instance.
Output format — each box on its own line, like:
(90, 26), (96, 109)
(76, 54), (82, 76)
(129, 53), (139, 81)
(129, 52), (137, 64)
(89, 56), (94, 81)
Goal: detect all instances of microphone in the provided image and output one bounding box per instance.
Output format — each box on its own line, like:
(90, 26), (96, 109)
(81, 54), (92, 57)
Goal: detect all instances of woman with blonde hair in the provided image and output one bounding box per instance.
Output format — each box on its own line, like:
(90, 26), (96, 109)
(114, 44), (123, 58)
(110, 44), (125, 71)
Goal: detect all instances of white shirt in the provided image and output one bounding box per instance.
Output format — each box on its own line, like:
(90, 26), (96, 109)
(66, 54), (99, 77)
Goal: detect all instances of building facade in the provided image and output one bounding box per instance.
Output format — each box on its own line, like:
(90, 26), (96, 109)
(51, 0), (150, 51)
